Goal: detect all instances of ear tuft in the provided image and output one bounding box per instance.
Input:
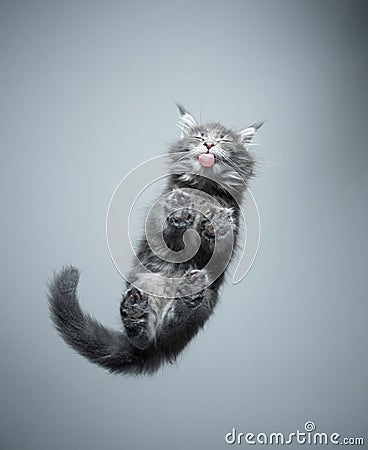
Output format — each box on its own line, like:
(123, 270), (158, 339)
(175, 103), (187, 116)
(239, 120), (265, 143)
(175, 103), (198, 138)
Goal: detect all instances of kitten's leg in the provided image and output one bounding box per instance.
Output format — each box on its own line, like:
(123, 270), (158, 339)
(157, 269), (217, 361)
(163, 189), (196, 250)
(200, 206), (235, 246)
(160, 269), (210, 332)
(120, 286), (154, 350)
(121, 269), (210, 351)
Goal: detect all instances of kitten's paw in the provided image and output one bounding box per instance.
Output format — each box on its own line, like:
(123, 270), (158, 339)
(187, 268), (209, 287)
(200, 207), (234, 241)
(167, 189), (193, 209)
(175, 269), (209, 304)
(165, 189), (196, 230)
(120, 287), (149, 320)
(120, 287), (154, 350)
(167, 208), (195, 229)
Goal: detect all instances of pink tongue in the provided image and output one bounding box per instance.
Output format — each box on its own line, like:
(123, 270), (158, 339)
(199, 153), (215, 167)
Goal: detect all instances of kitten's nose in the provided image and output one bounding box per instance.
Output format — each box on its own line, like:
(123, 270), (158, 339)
(204, 142), (215, 150)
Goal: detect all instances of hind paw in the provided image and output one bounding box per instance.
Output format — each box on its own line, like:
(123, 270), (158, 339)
(120, 287), (149, 320)
(175, 269), (209, 303)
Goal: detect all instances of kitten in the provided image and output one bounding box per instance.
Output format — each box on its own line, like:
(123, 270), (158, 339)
(48, 104), (262, 375)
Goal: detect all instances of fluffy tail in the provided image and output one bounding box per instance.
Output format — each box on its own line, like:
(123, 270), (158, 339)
(48, 266), (158, 375)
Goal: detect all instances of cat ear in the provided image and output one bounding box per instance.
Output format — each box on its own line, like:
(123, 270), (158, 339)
(175, 103), (198, 138)
(239, 121), (264, 144)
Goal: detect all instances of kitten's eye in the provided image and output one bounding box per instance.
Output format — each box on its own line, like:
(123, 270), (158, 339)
(219, 135), (232, 143)
(200, 131), (205, 137)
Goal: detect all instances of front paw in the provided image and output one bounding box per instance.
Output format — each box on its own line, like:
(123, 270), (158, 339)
(165, 189), (195, 230)
(200, 207), (234, 241)
(167, 188), (193, 209)
(166, 208), (195, 229)
(164, 189), (196, 230)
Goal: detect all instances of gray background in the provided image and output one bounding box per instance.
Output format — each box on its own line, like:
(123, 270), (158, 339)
(1, 0), (367, 449)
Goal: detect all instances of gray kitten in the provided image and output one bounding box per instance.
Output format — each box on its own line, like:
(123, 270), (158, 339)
(48, 104), (262, 375)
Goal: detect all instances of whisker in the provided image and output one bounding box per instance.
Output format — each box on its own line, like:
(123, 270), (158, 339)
(257, 160), (278, 166)
(175, 153), (190, 163)
(219, 154), (242, 174)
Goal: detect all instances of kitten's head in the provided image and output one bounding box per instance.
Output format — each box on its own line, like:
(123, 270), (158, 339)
(169, 104), (262, 189)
